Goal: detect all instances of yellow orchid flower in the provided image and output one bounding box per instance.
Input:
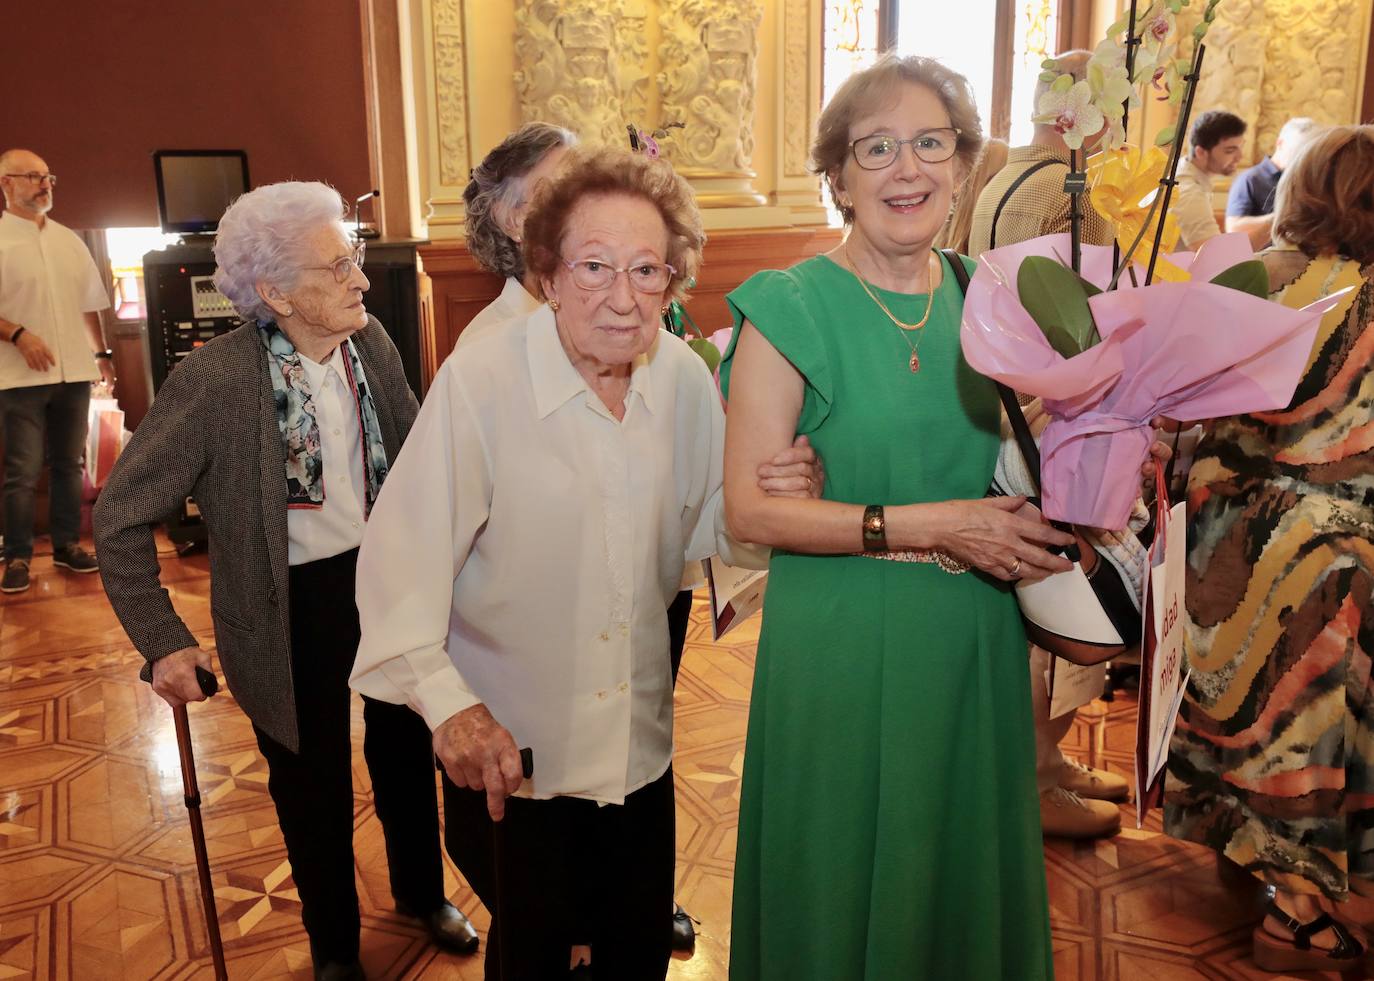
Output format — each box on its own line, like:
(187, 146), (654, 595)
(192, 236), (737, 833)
(1087, 144), (1189, 282)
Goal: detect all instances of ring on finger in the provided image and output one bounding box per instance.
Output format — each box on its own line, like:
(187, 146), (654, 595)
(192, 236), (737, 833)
(1009, 557), (1022, 578)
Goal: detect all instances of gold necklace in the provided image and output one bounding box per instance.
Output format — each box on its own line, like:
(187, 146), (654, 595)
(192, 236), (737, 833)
(843, 243), (939, 373)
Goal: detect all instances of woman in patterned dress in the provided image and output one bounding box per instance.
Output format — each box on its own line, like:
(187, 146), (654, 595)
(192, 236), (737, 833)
(1165, 125), (1374, 974)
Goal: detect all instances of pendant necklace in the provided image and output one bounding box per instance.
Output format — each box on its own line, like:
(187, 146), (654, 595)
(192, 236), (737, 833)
(843, 243), (939, 373)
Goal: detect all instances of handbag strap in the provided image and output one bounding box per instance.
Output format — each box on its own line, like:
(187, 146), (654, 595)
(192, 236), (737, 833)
(939, 249), (1044, 495)
(988, 157), (1064, 252)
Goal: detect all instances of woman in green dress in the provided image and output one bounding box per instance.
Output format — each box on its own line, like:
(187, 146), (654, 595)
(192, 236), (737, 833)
(721, 55), (1074, 979)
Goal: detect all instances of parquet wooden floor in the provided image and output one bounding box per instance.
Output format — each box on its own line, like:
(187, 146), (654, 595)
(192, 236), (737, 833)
(0, 535), (1362, 979)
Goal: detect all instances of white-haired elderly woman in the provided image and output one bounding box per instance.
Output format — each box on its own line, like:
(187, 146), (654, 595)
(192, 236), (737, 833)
(458, 121), (576, 347)
(350, 145), (821, 979)
(94, 181), (479, 980)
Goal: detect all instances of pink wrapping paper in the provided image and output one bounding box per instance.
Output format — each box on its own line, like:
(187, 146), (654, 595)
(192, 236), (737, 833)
(961, 233), (1347, 528)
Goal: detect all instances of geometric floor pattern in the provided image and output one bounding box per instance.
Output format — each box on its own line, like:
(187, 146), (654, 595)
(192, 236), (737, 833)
(0, 534), (1358, 979)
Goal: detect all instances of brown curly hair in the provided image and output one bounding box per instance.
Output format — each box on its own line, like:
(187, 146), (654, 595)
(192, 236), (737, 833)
(522, 146), (706, 302)
(812, 53), (984, 225)
(1274, 125), (1374, 265)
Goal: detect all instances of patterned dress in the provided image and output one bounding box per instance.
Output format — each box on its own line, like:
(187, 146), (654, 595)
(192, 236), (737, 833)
(1165, 250), (1374, 899)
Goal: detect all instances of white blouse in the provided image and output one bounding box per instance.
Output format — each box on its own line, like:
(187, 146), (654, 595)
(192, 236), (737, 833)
(286, 346), (367, 566)
(453, 276), (540, 351)
(351, 306), (758, 804)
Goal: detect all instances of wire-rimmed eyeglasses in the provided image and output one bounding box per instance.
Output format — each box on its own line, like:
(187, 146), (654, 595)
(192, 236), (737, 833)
(561, 257), (677, 293)
(849, 129), (961, 170)
(303, 243), (366, 284)
(3, 172), (57, 187)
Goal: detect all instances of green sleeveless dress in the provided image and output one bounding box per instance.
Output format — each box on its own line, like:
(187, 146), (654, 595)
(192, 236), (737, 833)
(721, 253), (1052, 980)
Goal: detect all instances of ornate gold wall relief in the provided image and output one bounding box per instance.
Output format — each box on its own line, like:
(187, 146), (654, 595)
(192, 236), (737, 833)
(659, 0), (767, 205)
(515, 0), (650, 146)
(431, 0), (471, 189)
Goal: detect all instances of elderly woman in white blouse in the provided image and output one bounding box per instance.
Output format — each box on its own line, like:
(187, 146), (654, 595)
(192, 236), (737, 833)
(351, 146), (816, 979)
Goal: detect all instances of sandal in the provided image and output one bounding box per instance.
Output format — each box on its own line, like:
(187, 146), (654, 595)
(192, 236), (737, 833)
(1252, 900), (1365, 973)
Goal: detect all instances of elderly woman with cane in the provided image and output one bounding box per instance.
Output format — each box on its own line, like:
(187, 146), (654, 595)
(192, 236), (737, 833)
(350, 145), (822, 979)
(94, 181), (477, 981)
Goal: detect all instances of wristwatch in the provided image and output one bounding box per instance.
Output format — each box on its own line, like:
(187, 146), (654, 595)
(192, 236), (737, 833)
(94, 350), (113, 360)
(862, 504), (887, 552)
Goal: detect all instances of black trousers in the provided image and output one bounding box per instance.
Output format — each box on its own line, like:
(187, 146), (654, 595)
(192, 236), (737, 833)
(253, 547), (446, 965)
(668, 588), (693, 684)
(442, 765), (676, 981)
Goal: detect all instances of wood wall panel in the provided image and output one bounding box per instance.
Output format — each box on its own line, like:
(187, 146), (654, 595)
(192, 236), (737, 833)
(417, 225), (843, 386)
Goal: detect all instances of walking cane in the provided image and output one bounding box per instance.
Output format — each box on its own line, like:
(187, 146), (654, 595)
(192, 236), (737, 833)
(173, 665), (229, 981)
(492, 747), (534, 978)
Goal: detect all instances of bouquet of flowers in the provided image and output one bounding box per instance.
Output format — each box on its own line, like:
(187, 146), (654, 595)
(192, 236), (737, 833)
(959, 0), (1349, 530)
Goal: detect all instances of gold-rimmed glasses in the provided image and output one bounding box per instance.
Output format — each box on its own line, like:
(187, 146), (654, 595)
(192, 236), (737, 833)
(303, 243), (366, 284)
(849, 129), (961, 170)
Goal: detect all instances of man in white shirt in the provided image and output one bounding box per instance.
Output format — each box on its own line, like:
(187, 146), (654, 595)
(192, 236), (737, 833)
(1175, 110), (1246, 252)
(0, 149), (114, 593)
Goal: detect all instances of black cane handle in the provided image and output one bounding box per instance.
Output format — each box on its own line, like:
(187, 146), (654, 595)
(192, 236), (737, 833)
(195, 666), (219, 698)
(519, 747), (534, 780)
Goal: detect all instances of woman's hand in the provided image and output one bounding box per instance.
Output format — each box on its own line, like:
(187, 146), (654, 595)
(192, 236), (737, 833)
(929, 496), (1075, 583)
(433, 703), (525, 821)
(150, 647), (216, 708)
(757, 435), (825, 499)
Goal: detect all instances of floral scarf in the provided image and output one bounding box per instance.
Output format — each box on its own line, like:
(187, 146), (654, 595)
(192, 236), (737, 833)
(258, 323), (389, 515)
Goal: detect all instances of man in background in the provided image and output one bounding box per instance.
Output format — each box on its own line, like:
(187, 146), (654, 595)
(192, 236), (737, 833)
(0, 148), (114, 593)
(1226, 117), (1322, 250)
(1175, 109), (1246, 251)
(969, 53), (1129, 841)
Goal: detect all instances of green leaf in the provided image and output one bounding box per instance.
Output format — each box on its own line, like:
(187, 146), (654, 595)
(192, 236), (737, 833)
(1155, 123), (1177, 146)
(686, 337), (722, 375)
(1209, 260), (1270, 299)
(1017, 256), (1102, 359)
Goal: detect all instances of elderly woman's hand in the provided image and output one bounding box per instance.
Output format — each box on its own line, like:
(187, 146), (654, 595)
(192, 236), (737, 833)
(151, 647), (216, 708)
(757, 435), (826, 499)
(930, 496), (1076, 583)
(433, 703), (525, 821)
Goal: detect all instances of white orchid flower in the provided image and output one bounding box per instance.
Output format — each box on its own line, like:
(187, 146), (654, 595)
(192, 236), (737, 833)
(1035, 79), (1105, 150)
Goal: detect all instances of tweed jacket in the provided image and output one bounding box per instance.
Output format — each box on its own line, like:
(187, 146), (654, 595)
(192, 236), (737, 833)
(94, 316), (419, 752)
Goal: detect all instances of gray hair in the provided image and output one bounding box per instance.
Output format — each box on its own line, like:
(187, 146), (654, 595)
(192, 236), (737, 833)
(463, 122), (576, 280)
(212, 181), (348, 324)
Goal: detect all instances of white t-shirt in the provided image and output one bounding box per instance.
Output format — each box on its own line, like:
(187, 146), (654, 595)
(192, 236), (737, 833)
(0, 211), (110, 390)
(285, 345), (369, 566)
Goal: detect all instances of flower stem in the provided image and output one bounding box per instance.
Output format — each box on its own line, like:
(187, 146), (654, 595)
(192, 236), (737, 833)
(1144, 40), (1207, 285)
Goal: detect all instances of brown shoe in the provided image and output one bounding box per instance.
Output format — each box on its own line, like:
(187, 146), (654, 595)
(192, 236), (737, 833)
(1059, 757), (1130, 802)
(1, 559), (30, 593)
(1040, 786), (1121, 839)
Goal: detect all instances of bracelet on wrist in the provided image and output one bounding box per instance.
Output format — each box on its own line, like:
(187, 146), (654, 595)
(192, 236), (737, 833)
(862, 504), (887, 552)
(9, 326), (26, 344)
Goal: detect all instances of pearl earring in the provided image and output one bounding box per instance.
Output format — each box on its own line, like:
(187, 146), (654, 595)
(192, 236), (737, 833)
(548, 298), (560, 312)
(283, 307), (294, 316)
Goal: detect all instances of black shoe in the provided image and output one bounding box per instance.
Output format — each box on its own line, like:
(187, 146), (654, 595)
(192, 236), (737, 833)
(1, 559), (30, 593)
(397, 899), (480, 954)
(314, 961), (366, 981)
(671, 903), (697, 952)
(52, 545), (99, 573)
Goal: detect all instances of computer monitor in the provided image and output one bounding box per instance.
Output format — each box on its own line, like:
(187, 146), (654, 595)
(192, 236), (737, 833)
(152, 150), (249, 235)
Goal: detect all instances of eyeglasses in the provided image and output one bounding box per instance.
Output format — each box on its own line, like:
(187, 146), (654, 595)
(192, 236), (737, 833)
(303, 244), (366, 284)
(849, 129), (961, 170)
(3, 172), (57, 187)
(561, 257), (676, 293)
